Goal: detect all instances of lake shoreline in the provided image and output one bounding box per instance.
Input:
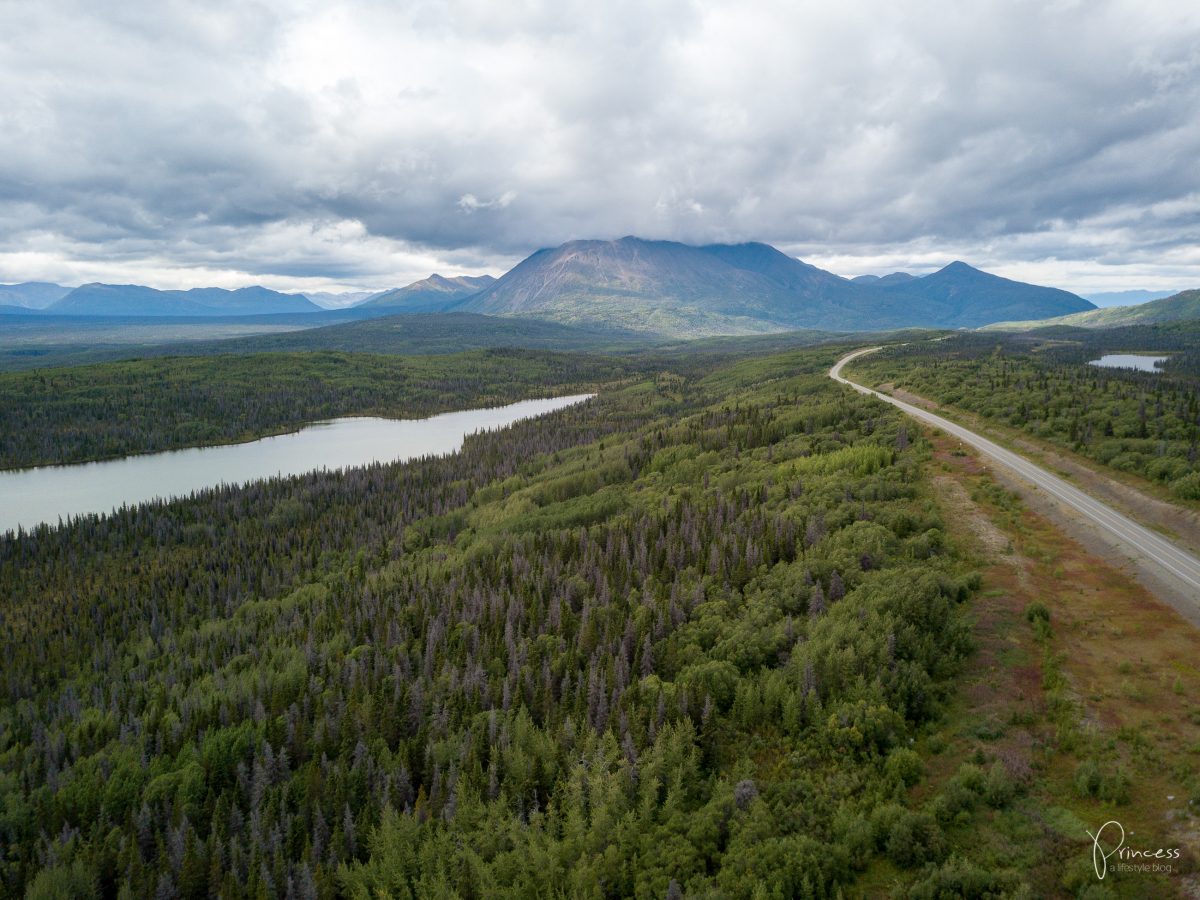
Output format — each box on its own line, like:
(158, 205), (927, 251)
(1087, 352), (1170, 372)
(0, 393), (593, 535)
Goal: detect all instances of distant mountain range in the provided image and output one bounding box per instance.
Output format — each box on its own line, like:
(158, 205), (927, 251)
(452, 237), (1094, 335)
(0, 277), (496, 318)
(0, 282), (72, 310)
(357, 274), (496, 311)
(0, 238), (1126, 334)
(0, 283), (322, 317)
(983, 289), (1200, 332)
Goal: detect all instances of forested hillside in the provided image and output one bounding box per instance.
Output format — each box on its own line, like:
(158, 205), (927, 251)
(982, 288), (1200, 331)
(0, 349), (1002, 897)
(0, 350), (636, 469)
(847, 334), (1200, 501)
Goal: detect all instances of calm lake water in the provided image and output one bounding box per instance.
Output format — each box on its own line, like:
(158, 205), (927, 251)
(0, 394), (592, 535)
(1087, 354), (1169, 372)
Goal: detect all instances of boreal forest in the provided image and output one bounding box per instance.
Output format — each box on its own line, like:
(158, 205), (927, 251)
(1, 345), (997, 899)
(2, 342), (1195, 898)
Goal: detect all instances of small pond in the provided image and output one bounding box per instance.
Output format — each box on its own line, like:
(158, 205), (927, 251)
(1087, 354), (1169, 373)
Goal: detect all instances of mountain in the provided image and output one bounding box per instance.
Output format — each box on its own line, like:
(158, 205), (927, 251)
(983, 288), (1200, 332)
(878, 261), (1094, 328)
(46, 284), (322, 316)
(851, 272), (917, 287)
(0, 282), (72, 309)
(356, 274), (496, 312)
(453, 237), (1092, 335)
(1082, 289), (1176, 308)
(457, 237), (909, 335)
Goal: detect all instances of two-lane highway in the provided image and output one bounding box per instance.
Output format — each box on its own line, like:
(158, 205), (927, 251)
(831, 347), (1200, 609)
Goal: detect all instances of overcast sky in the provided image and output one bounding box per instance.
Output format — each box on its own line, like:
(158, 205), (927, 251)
(2, 0), (1199, 294)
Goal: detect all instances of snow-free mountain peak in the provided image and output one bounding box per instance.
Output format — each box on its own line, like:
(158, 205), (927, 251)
(456, 237), (1092, 335)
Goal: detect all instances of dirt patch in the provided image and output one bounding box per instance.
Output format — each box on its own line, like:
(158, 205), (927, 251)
(892, 386), (940, 411)
(933, 473), (1010, 556)
(930, 469), (1036, 599)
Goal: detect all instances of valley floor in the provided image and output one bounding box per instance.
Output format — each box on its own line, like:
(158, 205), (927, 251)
(2, 343), (1198, 897)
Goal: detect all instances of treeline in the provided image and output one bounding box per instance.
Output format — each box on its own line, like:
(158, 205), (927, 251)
(850, 333), (1200, 500)
(0, 349), (638, 470)
(0, 349), (1013, 897)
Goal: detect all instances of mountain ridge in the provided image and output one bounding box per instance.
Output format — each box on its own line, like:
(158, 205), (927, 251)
(0, 282), (72, 310)
(982, 288), (1200, 331)
(880, 260), (1093, 326)
(3, 239), (1101, 333)
(358, 274), (496, 311)
(1082, 289), (1176, 308)
(851, 272), (917, 287)
(46, 283), (322, 317)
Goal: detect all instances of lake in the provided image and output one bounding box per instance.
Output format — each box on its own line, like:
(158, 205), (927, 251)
(0, 394), (593, 535)
(1087, 353), (1169, 373)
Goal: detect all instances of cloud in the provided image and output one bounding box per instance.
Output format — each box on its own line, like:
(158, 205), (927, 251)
(1, 0), (1198, 292)
(458, 191), (517, 213)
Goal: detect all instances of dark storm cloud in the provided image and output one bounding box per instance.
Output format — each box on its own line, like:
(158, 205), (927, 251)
(1, 0), (1198, 291)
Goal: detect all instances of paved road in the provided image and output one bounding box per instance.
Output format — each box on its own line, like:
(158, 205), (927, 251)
(831, 347), (1200, 602)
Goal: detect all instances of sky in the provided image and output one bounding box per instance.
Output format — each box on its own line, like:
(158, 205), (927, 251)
(1, 0), (1199, 296)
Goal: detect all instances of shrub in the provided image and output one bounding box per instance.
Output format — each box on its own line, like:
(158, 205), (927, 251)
(1025, 602), (1052, 640)
(954, 763), (985, 793)
(1146, 456), (1189, 483)
(982, 761), (1017, 808)
(870, 803), (907, 850)
(1073, 759), (1102, 798)
(886, 747), (925, 787)
(931, 778), (976, 825)
(905, 855), (1029, 899)
(973, 717), (1006, 741)
(1074, 759), (1131, 805)
(886, 811), (946, 869)
(1170, 471), (1200, 501)
(1099, 768), (1131, 805)
(1024, 602), (1050, 624)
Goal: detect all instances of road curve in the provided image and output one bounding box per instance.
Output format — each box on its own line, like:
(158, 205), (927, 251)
(831, 347), (1200, 604)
